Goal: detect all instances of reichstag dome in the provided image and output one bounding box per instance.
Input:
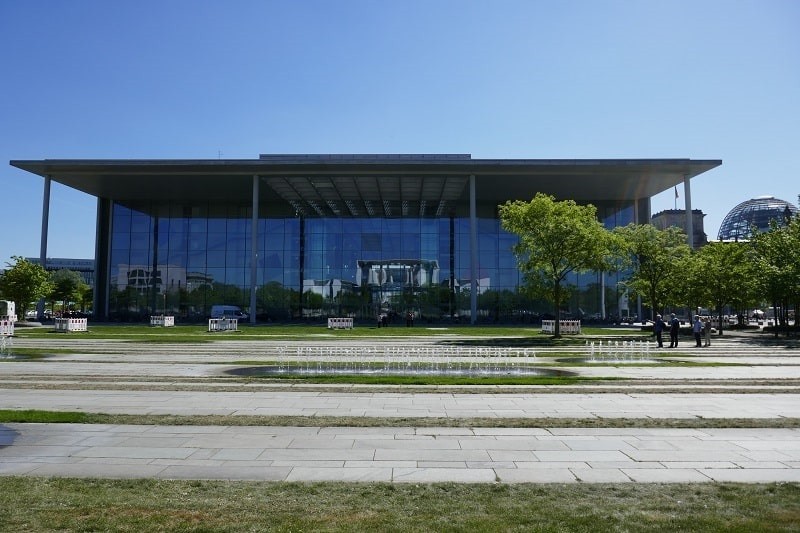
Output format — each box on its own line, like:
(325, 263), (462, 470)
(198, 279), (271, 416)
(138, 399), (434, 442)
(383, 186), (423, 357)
(718, 196), (798, 241)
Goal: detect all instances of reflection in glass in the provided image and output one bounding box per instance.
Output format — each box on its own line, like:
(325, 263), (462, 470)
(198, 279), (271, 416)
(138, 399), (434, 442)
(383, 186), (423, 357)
(107, 199), (633, 322)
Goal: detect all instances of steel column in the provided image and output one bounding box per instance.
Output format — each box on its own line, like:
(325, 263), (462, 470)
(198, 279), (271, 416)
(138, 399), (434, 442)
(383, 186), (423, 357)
(37, 175), (51, 320)
(250, 175), (259, 324)
(469, 174), (477, 325)
(683, 175), (694, 248)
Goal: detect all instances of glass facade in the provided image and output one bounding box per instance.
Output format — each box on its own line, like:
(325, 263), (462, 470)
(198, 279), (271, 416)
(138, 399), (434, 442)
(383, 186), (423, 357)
(717, 196), (798, 241)
(108, 199), (636, 323)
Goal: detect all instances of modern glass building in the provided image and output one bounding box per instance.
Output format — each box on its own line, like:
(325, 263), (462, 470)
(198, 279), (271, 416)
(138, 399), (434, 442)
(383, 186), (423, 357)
(11, 154), (720, 323)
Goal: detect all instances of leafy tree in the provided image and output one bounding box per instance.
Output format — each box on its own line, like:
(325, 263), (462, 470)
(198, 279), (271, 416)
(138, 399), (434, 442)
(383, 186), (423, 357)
(675, 252), (708, 319)
(0, 256), (54, 320)
(79, 286), (93, 314)
(685, 242), (760, 335)
(338, 288), (364, 317)
(499, 193), (615, 337)
(303, 290), (324, 313)
(477, 288), (518, 323)
(752, 217), (800, 336)
(257, 281), (291, 319)
(50, 269), (89, 315)
(613, 224), (690, 319)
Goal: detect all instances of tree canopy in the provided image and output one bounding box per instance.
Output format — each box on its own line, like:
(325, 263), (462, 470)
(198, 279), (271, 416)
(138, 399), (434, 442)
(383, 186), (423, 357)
(0, 257), (54, 319)
(50, 269), (90, 315)
(499, 193), (615, 337)
(751, 216), (800, 335)
(682, 241), (760, 334)
(612, 223), (690, 319)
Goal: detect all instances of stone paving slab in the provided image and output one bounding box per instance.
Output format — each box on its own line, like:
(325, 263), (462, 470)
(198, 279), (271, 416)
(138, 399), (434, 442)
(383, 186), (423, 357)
(2, 424), (798, 483)
(1, 389), (797, 419)
(2, 334), (799, 484)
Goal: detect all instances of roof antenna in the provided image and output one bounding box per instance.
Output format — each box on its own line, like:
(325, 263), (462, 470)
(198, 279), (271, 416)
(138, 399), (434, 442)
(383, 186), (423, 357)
(218, 150), (223, 160)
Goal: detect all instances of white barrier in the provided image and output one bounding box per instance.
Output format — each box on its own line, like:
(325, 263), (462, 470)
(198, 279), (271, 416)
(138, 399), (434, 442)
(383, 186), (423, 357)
(150, 315), (175, 327)
(54, 318), (88, 332)
(0, 319), (14, 337)
(208, 318), (238, 332)
(327, 317), (354, 329)
(541, 319), (581, 335)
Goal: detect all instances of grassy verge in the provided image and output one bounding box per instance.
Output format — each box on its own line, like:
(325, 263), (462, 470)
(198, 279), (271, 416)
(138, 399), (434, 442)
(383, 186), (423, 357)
(2, 410), (798, 429)
(12, 323), (652, 342)
(0, 478), (797, 531)
(224, 373), (597, 386)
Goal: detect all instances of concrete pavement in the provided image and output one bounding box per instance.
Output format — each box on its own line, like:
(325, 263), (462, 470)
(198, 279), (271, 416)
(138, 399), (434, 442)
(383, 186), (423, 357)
(1, 332), (799, 483)
(1, 389), (798, 419)
(3, 424), (799, 483)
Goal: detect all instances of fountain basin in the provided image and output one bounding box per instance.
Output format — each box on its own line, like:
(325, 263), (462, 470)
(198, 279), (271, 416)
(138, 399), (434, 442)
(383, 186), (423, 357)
(227, 365), (575, 378)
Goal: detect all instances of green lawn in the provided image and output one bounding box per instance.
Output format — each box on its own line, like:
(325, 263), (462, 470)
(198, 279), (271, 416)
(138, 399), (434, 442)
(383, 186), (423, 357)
(12, 322), (652, 343)
(4, 325), (798, 531)
(2, 410), (798, 429)
(1, 478), (797, 532)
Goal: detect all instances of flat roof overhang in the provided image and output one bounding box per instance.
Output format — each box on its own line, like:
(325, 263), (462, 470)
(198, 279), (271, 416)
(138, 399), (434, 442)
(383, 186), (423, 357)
(10, 155), (721, 216)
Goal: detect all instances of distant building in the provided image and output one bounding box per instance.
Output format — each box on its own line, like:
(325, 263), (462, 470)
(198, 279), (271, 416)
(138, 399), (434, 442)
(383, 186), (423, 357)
(27, 257), (95, 286)
(651, 209), (707, 248)
(717, 196), (798, 241)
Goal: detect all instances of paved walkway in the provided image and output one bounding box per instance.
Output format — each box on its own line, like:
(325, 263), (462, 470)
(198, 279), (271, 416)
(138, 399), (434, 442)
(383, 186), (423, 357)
(1, 332), (799, 483)
(3, 424), (799, 483)
(1, 389), (798, 419)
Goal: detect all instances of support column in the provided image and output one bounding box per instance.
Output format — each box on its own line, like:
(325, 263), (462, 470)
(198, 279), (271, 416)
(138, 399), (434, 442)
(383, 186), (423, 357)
(95, 198), (112, 321)
(150, 215), (159, 314)
(469, 174), (477, 325)
(249, 175), (259, 324)
(683, 175), (694, 249)
(449, 214), (455, 319)
(37, 175), (51, 320)
(633, 198), (642, 321)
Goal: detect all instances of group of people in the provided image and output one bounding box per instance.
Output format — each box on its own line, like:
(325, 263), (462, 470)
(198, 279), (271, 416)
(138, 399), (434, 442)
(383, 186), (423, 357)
(653, 313), (712, 348)
(376, 310), (416, 328)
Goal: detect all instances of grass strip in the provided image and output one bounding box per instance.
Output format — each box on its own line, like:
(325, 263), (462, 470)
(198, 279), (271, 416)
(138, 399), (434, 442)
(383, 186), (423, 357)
(12, 323), (653, 341)
(225, 374), (598, 386)
(0, 478), (798, 532)
(2, 410), (798, 429)
(3, 382), (798, 396)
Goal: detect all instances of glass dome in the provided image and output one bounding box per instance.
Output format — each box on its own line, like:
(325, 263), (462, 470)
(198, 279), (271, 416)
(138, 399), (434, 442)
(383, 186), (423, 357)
(717, 196), (798, 241)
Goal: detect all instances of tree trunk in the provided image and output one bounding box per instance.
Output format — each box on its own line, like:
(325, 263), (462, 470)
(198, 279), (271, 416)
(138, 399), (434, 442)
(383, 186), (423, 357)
(795, 298), (799, 337)
(553, 282), (561, 338)
(650, 288), (659, 323)
(774, 298), (779, 338)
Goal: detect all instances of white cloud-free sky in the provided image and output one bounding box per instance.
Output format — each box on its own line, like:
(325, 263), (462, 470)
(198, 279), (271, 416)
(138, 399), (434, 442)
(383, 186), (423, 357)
(2, 0), (798, 266)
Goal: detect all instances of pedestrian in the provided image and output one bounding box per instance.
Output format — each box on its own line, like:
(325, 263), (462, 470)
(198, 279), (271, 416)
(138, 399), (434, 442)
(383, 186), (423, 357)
(668, 313), (680, 348)
(653, 314), (665, 348)
(692, 315), (703, 347)
(704, 317), (712, 347)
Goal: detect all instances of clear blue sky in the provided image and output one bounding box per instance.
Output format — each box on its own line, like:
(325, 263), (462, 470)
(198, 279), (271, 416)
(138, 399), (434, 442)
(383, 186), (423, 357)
(2, 0), (798, 267)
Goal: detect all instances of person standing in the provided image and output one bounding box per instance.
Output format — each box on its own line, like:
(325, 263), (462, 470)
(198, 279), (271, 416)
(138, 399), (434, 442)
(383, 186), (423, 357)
(668, 313), (680, 348)
(704, 317), (712, 347)
(653, 314), (666, 348)
(692, 315), (703, 347)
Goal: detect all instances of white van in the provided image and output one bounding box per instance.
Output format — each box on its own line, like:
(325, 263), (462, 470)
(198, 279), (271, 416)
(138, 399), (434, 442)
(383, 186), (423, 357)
(210, 305), (248, 321)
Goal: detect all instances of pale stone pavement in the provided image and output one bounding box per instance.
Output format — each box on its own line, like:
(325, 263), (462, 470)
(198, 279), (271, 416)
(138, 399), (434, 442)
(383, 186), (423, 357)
(1, 331), (798, 483)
